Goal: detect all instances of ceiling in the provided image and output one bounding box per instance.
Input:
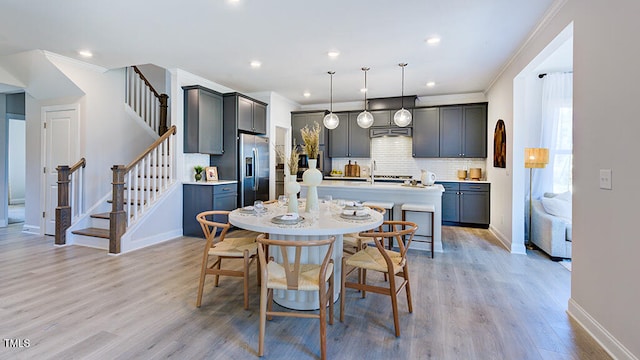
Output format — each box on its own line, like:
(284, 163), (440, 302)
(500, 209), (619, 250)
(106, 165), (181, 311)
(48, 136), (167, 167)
(0, 0), (558, 105)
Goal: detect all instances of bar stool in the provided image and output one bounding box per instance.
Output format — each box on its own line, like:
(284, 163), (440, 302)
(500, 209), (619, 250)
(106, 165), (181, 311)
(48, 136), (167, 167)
(363, 201), (394, 247)
(401, 203), (435, 258)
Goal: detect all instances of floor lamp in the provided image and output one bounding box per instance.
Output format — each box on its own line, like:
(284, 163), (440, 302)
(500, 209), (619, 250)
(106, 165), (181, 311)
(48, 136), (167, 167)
(525, 148), (549, 249)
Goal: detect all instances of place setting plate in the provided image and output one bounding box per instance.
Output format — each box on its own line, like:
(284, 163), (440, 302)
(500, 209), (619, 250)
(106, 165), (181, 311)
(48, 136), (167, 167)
(271, 214), (305, 225)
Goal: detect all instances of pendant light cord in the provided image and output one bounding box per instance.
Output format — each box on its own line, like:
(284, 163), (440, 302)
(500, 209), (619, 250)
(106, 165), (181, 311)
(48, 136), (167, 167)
(400, 63), (407, 109)
(362, 67), (370, 111)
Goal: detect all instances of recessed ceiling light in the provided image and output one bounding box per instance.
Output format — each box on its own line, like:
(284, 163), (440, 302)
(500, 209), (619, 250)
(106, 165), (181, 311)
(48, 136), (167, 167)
(426, 81), (436, 87)
(78, 50), (93, 58)
(250, 60), (261, 68)
(425, 37), (441, 45)
(360, 88), (367, 93)
(303, 92), (311, 97)
(328, 50), (340, 58)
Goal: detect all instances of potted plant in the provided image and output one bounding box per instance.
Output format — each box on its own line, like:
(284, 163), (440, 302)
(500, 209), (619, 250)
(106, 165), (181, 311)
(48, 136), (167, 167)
(300, 122), (322, 213)
(194, 165), (204, 182)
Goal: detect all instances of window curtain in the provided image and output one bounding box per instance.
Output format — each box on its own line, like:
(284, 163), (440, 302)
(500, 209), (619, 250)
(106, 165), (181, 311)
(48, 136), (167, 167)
(536, 72), (573, 197)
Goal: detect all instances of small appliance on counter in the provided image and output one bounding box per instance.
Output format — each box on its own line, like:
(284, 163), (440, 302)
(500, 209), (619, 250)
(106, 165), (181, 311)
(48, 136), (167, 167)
(420, 169), (436, 186)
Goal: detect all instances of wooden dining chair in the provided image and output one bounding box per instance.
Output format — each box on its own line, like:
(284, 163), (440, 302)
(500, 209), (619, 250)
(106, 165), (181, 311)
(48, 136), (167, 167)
(256, 233), (336, 360)
(340, 220), (418, 337)
(342, 204), (386, 255)
(195, 210), (259, 310)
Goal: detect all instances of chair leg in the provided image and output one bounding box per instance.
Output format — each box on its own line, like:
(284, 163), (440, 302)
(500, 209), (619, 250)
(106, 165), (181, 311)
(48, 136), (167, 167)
(361, 269), (367, 298)
(214, 258), (221, 287)
(196, 253), (209, 308)
(258, 280), (267, 356)
(403, 267), (413, 314)
(340, 258), (347, 322)
(319, 280), (327, 360)
(267, 288), (274, 321)
(328, 270), (334, 325)
(388, 273), (401, 337)
(243, 251), (250, 310)
(430, 211), (435, 258)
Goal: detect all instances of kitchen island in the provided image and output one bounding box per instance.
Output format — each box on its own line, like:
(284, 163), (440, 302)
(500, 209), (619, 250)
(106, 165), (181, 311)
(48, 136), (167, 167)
(300, 181), (445, 253)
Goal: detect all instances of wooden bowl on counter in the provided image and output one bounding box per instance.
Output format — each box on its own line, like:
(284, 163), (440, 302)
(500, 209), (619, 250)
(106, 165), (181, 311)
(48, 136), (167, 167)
(469, 168), (482, 180)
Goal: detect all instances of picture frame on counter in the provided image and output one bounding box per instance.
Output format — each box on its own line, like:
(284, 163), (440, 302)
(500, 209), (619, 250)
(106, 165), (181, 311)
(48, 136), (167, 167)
(205, 166), (218, 181)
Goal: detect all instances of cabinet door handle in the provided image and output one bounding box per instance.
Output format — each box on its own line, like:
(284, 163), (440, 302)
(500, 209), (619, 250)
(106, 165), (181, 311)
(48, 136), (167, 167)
(222, 187), (231, 191)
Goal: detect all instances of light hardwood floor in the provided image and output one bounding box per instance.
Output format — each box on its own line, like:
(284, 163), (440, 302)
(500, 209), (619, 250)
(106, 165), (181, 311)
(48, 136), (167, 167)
(0, 223), (610, 360)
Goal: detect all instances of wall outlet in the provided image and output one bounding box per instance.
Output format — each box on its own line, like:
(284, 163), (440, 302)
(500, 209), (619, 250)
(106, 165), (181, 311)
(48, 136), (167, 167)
(599, 169), (612, 190)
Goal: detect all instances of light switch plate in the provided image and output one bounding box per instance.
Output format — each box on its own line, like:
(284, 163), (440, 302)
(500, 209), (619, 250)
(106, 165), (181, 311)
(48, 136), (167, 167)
(599, 169), (612, 190)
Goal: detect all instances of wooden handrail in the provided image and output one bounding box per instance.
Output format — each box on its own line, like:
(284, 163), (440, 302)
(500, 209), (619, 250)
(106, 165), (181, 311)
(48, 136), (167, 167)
(132, 66), (161, 99)
(69, 157), (86, 173)
(124, 125), (176, 172)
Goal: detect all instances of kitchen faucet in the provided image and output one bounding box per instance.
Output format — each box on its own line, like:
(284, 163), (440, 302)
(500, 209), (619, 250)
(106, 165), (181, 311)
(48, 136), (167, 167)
(370, 159), (376, 184)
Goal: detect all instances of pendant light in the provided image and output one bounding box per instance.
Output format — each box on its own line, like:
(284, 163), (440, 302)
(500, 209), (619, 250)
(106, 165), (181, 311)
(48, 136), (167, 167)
(393, 63), (412, 127)
(357, 67), (374, 128)
(323, 71), (339, 129)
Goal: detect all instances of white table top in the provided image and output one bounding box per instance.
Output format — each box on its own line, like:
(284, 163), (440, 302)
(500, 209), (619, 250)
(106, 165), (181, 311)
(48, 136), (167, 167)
(229, 202), (383, 236)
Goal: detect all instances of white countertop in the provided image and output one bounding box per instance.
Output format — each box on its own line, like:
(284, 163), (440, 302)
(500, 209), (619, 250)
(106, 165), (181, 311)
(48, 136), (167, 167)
(308, 180), (445, 193)
(183, 179), (237, 185)
(437, 179), (490, 184)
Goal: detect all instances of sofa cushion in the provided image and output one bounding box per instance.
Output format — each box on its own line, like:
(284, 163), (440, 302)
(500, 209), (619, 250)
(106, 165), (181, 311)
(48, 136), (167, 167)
(541, 195), (571, 221)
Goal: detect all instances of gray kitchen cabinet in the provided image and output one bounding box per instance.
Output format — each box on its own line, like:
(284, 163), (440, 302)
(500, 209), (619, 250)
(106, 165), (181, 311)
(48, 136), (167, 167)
(371, 109), (413, 127)
(227, 93), (267, 134)
(328, 112), (370, 157)
(439, 104), (487, 158)
(292, 111), (327, 147)
(183, 183), (238, 237)
(183, 85), (224, 154)
(412, 107), (440, 157)
(437, 181), (490, 227)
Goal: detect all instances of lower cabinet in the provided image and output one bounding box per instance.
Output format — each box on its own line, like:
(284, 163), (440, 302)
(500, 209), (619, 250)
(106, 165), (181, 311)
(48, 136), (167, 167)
(438, 182), (490, 227)
(183, 183), (238, 237)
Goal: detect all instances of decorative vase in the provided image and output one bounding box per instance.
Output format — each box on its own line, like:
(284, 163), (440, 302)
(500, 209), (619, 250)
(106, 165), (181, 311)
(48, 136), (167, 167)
(303, 159), (322, 213)
(195, 173), (202, 182)
(284, 174), (300, 214)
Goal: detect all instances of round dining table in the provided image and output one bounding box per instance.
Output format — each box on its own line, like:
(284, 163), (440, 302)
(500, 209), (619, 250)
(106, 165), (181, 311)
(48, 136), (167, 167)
(229, 201), (383, 310)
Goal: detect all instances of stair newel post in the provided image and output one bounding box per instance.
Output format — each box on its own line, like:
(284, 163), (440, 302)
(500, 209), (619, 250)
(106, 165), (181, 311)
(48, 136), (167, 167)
(159, 93), (169, 135)
(55, 165), (71, 245)
(110, 165), (127, 254)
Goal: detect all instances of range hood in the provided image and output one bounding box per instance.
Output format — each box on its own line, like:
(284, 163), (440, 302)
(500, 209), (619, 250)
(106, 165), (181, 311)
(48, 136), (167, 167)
(369, 127), (412, 138)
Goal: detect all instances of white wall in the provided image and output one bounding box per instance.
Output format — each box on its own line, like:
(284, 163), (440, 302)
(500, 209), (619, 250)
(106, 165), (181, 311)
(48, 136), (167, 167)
(0, 94), (6, 226)
(487, 0), (640, 358)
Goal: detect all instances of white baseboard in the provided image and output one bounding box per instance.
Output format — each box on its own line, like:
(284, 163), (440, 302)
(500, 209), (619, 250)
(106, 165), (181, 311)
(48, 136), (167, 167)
(22, 224), (40, 234)
(0, 219), (6, 227)
(488, 224), (526, 254)
(568, 298), (638, 360)
(121, 229), (183, 253)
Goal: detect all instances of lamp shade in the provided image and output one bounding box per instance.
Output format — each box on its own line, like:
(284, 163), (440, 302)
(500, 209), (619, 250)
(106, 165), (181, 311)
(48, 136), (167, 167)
(323, 112), (339, 129)
(524, 148), (549, 168)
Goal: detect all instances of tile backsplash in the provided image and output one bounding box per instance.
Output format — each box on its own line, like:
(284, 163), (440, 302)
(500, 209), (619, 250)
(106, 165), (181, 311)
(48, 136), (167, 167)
(330, 136), (486, 181)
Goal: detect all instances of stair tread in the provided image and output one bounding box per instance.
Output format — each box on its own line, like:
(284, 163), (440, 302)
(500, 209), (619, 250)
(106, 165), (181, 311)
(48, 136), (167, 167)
(90, 212), (110, 219)
(72, 227), (110, 239)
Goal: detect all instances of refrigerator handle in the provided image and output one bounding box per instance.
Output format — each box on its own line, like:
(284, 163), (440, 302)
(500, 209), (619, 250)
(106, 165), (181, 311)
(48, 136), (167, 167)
(253, 147), (258, 191)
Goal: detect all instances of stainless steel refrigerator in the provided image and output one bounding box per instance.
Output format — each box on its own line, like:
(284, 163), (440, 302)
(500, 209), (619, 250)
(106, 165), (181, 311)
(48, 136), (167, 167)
(239, 133), (269, 207)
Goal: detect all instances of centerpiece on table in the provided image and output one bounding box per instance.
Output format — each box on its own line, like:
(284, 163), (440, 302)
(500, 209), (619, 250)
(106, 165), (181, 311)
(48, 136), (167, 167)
(276, 143), (301, 214)
(300, 121), (322, 213)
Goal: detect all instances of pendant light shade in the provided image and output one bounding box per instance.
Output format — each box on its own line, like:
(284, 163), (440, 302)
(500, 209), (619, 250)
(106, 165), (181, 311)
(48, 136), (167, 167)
(393, 63), (412, 127)
(357, 67), (374, 129)
(323, 71), (340, 129)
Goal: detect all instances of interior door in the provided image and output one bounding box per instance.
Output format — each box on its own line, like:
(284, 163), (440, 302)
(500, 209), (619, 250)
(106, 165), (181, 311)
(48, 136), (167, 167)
(43, 106), (79, 235)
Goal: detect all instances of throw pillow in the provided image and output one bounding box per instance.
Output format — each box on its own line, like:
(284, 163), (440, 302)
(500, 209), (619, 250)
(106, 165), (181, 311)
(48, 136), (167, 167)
(541, 196), (572, 220)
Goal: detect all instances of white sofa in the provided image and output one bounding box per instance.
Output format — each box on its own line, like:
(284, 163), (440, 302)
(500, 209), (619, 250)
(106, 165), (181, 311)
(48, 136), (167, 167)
(531, 192), (572, 260)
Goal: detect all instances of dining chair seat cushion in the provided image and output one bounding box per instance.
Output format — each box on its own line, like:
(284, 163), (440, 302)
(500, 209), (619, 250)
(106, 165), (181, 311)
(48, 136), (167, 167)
(266, 262), (334, 291)
(345, 246), (405, 274)
(209, 237), (258, 257)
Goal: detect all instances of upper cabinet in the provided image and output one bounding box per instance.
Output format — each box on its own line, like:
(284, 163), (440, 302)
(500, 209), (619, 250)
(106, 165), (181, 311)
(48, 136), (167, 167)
(227, 93), (267, 135)
(183, 85), (224, 155)
(370, 109), (413, 128)
(328, 112), (370, 158)
(439, 104), (487, 158)
(291, 111), (327, 148)
(412, 107), (440, 157)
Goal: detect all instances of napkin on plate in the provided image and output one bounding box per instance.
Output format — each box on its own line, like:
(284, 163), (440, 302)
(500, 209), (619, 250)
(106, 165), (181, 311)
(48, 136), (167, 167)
(280, 213), (299, 221)
(344, 201), (363, 207)
(342, 209), (367, 217)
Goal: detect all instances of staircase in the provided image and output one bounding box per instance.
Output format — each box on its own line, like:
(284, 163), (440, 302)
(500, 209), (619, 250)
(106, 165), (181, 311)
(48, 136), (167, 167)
(58, 66), (175, 254)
